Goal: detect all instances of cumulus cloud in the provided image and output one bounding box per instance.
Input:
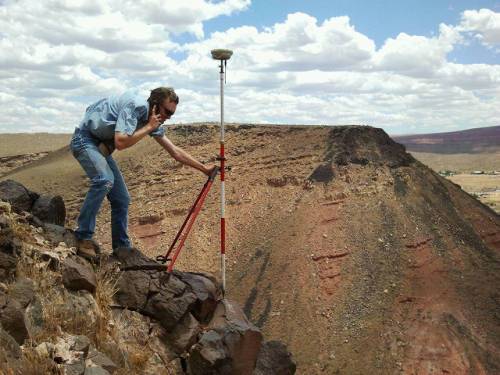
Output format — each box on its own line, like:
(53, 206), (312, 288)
(0, 2), (498, 134)
(0, 0), (249, 132)
(373, 24), (463, 77)
(182, 13), (376, 72)
(459, 8), (500, 47)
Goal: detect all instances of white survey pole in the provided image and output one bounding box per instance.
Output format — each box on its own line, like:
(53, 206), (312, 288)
(211, 49), (232, 294)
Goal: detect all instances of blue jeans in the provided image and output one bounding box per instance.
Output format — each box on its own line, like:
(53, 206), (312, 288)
(70, 128), (131, 250)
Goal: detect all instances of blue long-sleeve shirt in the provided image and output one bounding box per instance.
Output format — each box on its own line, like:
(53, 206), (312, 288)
(79, 90), (165, 141)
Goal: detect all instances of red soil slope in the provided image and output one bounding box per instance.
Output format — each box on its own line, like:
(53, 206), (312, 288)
(5, 125), (499, 374)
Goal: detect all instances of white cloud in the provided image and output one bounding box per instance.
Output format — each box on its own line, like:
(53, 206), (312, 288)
(459, 9), (500, 47)
(373, 24), (462, 77)
(0, 3), (499, 134)
(182, 13), (376, 72)
(114, 0), (251, 38)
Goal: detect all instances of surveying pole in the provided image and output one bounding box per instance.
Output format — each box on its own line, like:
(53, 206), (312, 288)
(211, 49), (233, 294)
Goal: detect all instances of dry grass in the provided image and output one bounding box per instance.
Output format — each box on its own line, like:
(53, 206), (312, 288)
(13, 347), (61, 375)
(11, 223), (165, 373)
(0, 339), (61, 375)
(92, 262), (119, 349)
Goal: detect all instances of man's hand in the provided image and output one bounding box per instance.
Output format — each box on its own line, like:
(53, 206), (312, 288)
(204, 165), (218, 177)
(147, 104), (162, 131)
(154, 135), (219, 176)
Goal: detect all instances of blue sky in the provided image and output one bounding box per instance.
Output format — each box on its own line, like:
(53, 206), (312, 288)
(201, 0), (500, 63)
(0, 0), (499, 134)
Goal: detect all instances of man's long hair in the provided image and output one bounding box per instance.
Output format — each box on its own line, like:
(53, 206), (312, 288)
(148, 87), (179, 106)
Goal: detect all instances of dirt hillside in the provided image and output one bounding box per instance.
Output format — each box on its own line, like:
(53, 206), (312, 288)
(2, 125), (499, 374)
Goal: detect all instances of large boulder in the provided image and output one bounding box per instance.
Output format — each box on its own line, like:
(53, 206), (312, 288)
(62, 256), (97, 294)
(0, 180), (38, 213)
(58, 289), (99, 327)
(188, 299), (263, 375)
(32, 195), (66, 226)
(0, 202), (20, 280)
(254, 341), (296, 375)
(42, 223), (78, 248)
(8, 278), (35, 308)
(0, 326), (21, 360)
(161, 312), (201, 354)
(0, 291), (30, 344)
(85, 348), (118, 374)
(0, 251), (17, 282)
(112, 247), (220, 331)
(174, 271), (220, 323)
(187, 330), (231, 374)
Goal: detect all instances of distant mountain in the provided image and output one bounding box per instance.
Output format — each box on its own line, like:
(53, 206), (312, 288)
(392, 125), (500, 154)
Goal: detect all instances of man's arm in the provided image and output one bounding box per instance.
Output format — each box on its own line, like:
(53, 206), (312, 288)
(114, 105), (162, 150)
(154, 135), (214, 175)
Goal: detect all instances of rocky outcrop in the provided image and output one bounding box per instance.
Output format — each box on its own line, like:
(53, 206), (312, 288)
(0, 290), (29, 344)
(0, 179), (65, 225)
(188, 300), (262, 374)
(0, 180), (38, 213)
(325, 126), (414, 168)
(0, 181), (296, 374)
(31, 195), (66, 226)
(111, 247), (291, 374)
(62, 256), (97, 294)
(0, 201), (21, 281)
(254, 341), (297, 375)
(0, 326), (21, 361)
(309, 126), (416, 183)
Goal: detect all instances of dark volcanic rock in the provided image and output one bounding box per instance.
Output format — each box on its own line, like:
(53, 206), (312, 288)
(162, 312), (201, 354)
(0, 326), (21, 360)
(113, 247), (219, 331)
(174, 271), (220, 323)
(254, 341), (296, 375)
(0, 291), (30, 344)
(325, 126), (415, 168)
(8, 278), (35, 309)
(188, 299), (263, 375)
(188, 330), (231, 374)
(42, 223), (78, 247)
(62, 256), (97, 294)
(309, 163), (335, 183)
(0, 202), (21, 263)
(86, 348), (118, 374)
(0, 251), (17, 282)
(0, 180), (38, 213)
(32, 195), (66, 225)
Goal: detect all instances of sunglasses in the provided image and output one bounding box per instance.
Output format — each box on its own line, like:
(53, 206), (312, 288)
(155, 104), (175, 117)
(163, 107), (175, 117)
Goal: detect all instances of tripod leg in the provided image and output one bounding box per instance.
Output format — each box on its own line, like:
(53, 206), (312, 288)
(167, 179), (215, 272)
(161, 180), (210, 262)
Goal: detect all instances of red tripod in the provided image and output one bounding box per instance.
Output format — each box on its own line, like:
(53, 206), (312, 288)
(156, 167), (219, 272)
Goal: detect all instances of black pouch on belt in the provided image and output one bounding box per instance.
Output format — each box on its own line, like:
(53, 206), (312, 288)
(98, 141), (115, 157)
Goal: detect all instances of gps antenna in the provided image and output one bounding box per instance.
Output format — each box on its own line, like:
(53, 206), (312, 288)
(211, 48), (233, 295)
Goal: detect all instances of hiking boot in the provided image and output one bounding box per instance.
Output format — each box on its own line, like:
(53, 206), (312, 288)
(76, 239), (101, 259)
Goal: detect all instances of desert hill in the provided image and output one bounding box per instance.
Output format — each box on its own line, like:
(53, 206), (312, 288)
(0, 133), (71, 177)
(1, 125), (499, 374)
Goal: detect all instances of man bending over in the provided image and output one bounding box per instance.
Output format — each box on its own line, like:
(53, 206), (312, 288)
(70, 87), (215, 258)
